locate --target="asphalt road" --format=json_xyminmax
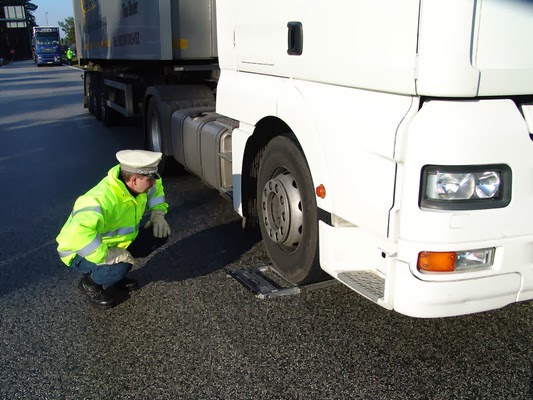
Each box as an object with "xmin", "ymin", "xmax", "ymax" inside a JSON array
[{"xmin": 0, "ymin": 60, "xmax": 532, "ymax": 400}]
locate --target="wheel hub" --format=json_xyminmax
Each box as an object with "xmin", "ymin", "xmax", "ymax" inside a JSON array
[{"xmin": 261, "ymin": 171, "xmax": 303, "ymax": 247}]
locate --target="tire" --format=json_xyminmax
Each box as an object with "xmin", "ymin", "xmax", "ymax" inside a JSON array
[
  {"xmin": 92, "ymin": 73, "xmax": 102, "ymax": 121},
  {"xmin": 145, "ymin": 97, "xmax": 181, "ymax": 174},
  {"xmin": 88, "ymin": 73, "xmax": 101, "ymax": 118},
  {"xmin": 99, "ymin": 79, "xmax": 120, "ymax": 126},
  {"xmin": 86, "ymin": 74, "xmax": 94, "ymax": 115},
  {"xmin": 257, "ymin": 135, "xmax": 327, "ymax": 284}
]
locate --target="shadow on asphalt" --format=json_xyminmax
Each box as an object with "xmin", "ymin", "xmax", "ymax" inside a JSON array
[{"xmin": 130, "ymin": 220, "xmax": 261, "ymax": 285}]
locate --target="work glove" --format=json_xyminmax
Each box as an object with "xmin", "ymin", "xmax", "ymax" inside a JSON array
[
  {"xmin": 144, "ymin": 210, "xmax": 171, "ymax": 238},
  {"xmin": 99, "ymin": 247, "xmax": 135, "ymax": 265}
]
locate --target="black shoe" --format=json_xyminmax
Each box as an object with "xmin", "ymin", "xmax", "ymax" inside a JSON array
[
  {"xmin": 114, "ymin": 277, "xmax": 139, "ymax": 291},
  {"xmin": 78, "ymin": 274, "xmax": 115, "ymax": 308}
]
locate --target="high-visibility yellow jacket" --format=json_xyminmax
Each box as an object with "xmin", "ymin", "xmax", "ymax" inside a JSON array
[{"xmin": 56, "ymin": 164, "xmax": 168, "ymax": 266}]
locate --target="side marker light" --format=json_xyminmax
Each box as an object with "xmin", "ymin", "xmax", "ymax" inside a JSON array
[{"xmin": 316, "ymin": 184, "xmax": 326, "ymax": 199}]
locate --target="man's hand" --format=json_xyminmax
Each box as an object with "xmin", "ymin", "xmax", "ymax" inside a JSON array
[
  {"xmin": 101, "ymin": 247, "xmax": 135, "ymax": 265},
  {"xmin": 144, "ymin": 210, "xmax": 171, "ymax": 238}
]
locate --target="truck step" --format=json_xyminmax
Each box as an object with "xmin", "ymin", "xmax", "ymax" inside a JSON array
[
  {"xmin": 337, "ymin": 271, "xmax": 385, "ymax": 302},
  {"xmin": 219, "ymin": 186, "xmax": 233, "ymax": 200},
  {"xmin": 219, "ymin": 151, "xmax": 232, "ymax": 162},
  {"xmin": 229, "ymin": 265, "xmax": 338, "ymax": 299}
]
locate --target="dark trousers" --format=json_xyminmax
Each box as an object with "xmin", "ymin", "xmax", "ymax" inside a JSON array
[
  {"xmin": 71, "ymin": 255, "xmax": 131, "ymax": 286},
  {"xmin": 70, "ymin": 229, "xmax": 167, "ymax": 286}
]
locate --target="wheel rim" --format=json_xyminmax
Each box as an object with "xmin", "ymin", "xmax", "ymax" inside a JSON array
[
  {"xmin": 261, "ymin": 170, "xmax": 303, "ymax": 249},
  {"xmin": 150, "ymin": 112, "xmax": 162, "ymax": 152}
]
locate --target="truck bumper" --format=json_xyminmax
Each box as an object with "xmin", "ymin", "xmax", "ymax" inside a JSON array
[
  {"xmin": 319, "ymin": 222, "xmax": 533, "ymax": 318},
  {"xmin": 393, "ymin": 262, "xmax": 522, "ymax": 318}
]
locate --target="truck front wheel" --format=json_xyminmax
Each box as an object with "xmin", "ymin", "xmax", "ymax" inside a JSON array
[{"xmin": 257, "ymin": 136, "xmax": 326, "ymax": 284}]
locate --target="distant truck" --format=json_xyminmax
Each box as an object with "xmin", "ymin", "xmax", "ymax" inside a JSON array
[
  {"xmin": 73, "ymin": 0, "xmax": 533, "ymax": 318},
  {"xmin": 32, "ymin": 26, "xmax": 61, "ymax": 66}
]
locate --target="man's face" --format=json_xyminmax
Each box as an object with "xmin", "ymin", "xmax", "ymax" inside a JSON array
[{"xmin": 130, "ymin": 175, "xmax": 156, "ymax": 194}]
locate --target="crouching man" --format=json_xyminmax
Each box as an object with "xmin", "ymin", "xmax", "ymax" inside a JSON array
[{"xmin": 56, "ymin": 150, "xmax": 171, "ymax": 308}]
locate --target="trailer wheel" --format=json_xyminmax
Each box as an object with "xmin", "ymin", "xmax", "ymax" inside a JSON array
[
  {"xmin": 146, "ymin": 97, "xmax": 180, "ymax": 174},
  {"xmin": 92, "ymin": 74, "xmax": 102, "ymax": 121},
  {"xmin": 86, "ymin": 73, "xmax": 94, "ymax": 115},
  {"xmin": 257, "ymin": 136, "xmax": 326, "ymax": 284},
  {"xmin": 99, "ymin": 80, "xmax": 119, "ymax": 126},
  {"xmin": 88, "ymin": 73, "xmax": 102, "ymax": 120}
]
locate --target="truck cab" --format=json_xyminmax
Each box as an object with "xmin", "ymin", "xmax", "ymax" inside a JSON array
[
  {"xmin": 33, "ymin": 26, "xmax": 62, "ymax": 66},
  {"xmin": 73, "ymin": 0, "xmax": 533, "ymax": 318}
]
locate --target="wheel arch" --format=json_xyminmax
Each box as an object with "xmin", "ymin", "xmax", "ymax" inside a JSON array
[{"xmin": 241, "ymin": 115, "xmax": 323, "ymax": 226}]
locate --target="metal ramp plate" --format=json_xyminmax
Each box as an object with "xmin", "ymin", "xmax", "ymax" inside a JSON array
[
  {"xmin": 229, "ymin": 265, "xmax": 338, "ymax": 299},
  {"xmin": 337, "ymin": 271, "xmax": 385, "ymax": 302}
]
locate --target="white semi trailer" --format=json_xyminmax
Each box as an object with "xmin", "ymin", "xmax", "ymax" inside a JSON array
[{"xmin": 73, "ymin": 0, "xmax": 533, "ymax": 318}]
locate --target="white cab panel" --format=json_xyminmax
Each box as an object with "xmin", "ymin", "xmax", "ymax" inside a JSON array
[
  {"xmin": 417, "ymin": 0, "xmax": 533, "ymax": 97},
  {"xmin": 219, "ymin": 0, "xmax": 419, "ymax": 95},
  {"xmin": 415, "ymin": 0, "xmax": 480, "ymax": 97},
  {"xmin": 475, "ymin": 0, "xmax": 533, "ymax": 95},
  {"xmin": 278, "ymin": 80, "xmax": 414, "ymax": 237}
]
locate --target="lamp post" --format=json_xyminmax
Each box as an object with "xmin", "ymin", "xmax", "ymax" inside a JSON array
[{"xmin": 45, "ymin": 12, "xmax": 48, "ymax": 25}]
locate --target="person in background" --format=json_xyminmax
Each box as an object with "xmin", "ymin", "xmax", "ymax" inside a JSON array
[
  {"xmin": 56, "ymin": 150, "xmax": 171, "ymax": 308},
  {"xmin": 66, "ymin": 47, "xmax": 73, "ymax": 65}
]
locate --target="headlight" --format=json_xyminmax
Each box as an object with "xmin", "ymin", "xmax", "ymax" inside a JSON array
[{"xmin": 420, "ymin": 165, "xmax": 511, "ymax": 210}]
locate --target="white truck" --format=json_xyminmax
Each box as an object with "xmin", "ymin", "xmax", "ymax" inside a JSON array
[{"xmin": 73, "ymin": 0, "xmax": 533, "ymax": 318}]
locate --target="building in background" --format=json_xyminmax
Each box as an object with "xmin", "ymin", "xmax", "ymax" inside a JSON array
[{"xmin": 0, "ymin": 4, "xmax": 33, "ymax": 61}]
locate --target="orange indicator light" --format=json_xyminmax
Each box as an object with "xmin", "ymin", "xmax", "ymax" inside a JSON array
[
  {"xmin": 417, "ymin": 251, "xmax": 456, "ymax": 272},
  {"xmin": 316, "ymin": 184, "xmax": 326, "ymax": 199}
]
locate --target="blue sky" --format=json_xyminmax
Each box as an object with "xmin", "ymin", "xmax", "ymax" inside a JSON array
[{"xmin": 33, "ymin": 0, "xmax": 74, "ymax": 36}]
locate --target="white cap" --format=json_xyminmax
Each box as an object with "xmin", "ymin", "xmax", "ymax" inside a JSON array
[{"xmin": 116, "ymin": 150, "xmax": 162, "ymax": 178}]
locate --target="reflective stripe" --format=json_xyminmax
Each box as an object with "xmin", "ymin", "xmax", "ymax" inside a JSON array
[
  {"xmin": 57, "ymin": 235, "xmax": 103, "ymax": 259},
  {"xmin": 103, "ymin": 227, "xmax": 135, "ymax": 237},
  {"xmin": 72, "ymin": 206, "xmax": 103, "ymax": 218},
  {"xmin": 148, "ymin": 195, "xmax": 165, "ymax": 208},
  {"xmin": 77, "ymin": 235, "xmax": 103, "ymax": 257},
  {"xmin": 147, "ymin": 186, "xmax": 156, "ymax": 197},
  {"xmin": 58, "ymin": 249, "xmax": 73, "ymax": 257}
]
